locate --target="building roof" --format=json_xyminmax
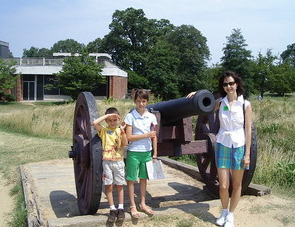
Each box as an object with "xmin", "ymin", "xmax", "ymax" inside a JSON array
[{"xmin": 12, "ymin": 55, "xmax": 127, "ymax": 77}]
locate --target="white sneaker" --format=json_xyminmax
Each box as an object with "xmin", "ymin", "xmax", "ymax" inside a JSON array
[
  {"xmin": 224, "ymin": 212, "xmax": 234, "ymax": 227},
  {"xmin": 215, "ymin": 209, "xmax": 228, "ymax": 226}
]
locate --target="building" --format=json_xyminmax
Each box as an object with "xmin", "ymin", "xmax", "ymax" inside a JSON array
[
  {"xmin": 0, "ymin": 40, "xmax": 10, "ymax": 58},
  {"xmin": 10, "ymin": 53, "xmax": 128, "ymax": 101}
]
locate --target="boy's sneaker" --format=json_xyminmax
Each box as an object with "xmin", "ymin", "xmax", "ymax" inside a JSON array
[
  {"xmin": 107, "ymin": 209, "xmax": 117, "ymax": 223},
  {"xmin": 215, "ymin": 209, "xmax": 228, "ymax": 226},
  {"xmin": 117, "ymin": 208, "xmax": 125, "ymax": 221},
  {"xmin": 224, "ymin": 212, "xmax": 234, "ymax": 227}
]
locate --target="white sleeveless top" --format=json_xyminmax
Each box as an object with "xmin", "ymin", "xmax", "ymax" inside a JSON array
[{"xmin": 216, "ymin": 95, "xmax": 250, "ymax": 148}]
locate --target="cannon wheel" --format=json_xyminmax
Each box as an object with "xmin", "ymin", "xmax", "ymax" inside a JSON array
[
  {"xmin": 195, "ymin": 105, "xmax": 257, "ymax": 194},
  {"xmin": 69, "ymin": 92, "xmax": 103, "ymax": 215}
]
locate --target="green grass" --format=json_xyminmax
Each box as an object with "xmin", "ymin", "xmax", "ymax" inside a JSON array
[
  {"xmin": 0, "ymin": 129, "xmax": 70, "ymax": 227},
  {"xmin": 0, "ymin": 102, "xmax": 35, "ymax": 114}
]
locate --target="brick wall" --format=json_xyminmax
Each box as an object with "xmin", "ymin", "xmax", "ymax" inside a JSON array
[
  {"xmin": 16, "ymin": 76, "xmax": 23, "ymax": 101},
  {"xmin": 109, "ymin": 76, "xmax": 128, "ymax": 99}
]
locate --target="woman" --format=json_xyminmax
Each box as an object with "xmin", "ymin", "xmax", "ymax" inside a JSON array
[{"xmin": 187, "ymin": 71, "xmax": 252, "ymax": 227}]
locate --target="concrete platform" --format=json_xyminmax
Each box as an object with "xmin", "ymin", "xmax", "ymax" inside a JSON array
[
  {"xmin": 20, "ymin": 158, "xmax": 220, "ymax": 227},
  {"xmin": 20, "ymin": 157, "xmax": 270, "ymax": 227}
]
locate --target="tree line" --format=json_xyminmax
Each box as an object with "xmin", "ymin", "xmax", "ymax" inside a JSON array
[{"xmin": 3, "ymin": 7, "xmax": 295, "ymax": 100}]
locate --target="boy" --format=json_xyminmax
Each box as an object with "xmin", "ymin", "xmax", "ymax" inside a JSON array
[
  {"xmin": 124, "ymin": 89, "xmax": 158, "ymax": 218},
  {"xmin": 93, "ymin": 107, "xmax": 128, "ymax": 222}
]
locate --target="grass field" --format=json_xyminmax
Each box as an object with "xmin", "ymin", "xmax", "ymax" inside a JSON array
[{"xmin": 0, "ymin": 94, "xmax": 294, "ymax": 226}]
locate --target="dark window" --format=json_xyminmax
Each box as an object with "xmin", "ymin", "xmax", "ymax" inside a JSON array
[{"xmin": 44, "ymin": 75, "xmax": 59, "ymax": 95}]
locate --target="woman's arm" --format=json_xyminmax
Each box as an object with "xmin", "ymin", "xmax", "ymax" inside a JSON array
[{"xmin": 244, "ymin": 103, "xmax": 252, "ymax": 167}]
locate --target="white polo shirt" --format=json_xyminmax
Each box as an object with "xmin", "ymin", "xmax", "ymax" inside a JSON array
[
  {"xmin": 216, "ymin": 95, "xmax": 250, "ymax": 148},
  {"xmin": 124, "ymin": 108, "xmax": 157, "ymax": 152}
]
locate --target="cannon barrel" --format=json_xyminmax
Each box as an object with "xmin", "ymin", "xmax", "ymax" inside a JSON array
[{"xmin": 147, "ymin": 89, "xmax": 215, "ymax": 123}]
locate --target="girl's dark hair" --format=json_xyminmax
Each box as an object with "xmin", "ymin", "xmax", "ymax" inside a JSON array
[
  {"xmin": 218, "ymin": 71, "xmax": 245, "ymax": 97},
  {"xmin": 105, "ymin": 107, "xmax": 120, "ymax": 115},
  {"xmin": 133, "ymin": 89, "xmax": 149, "ymax": 101}
]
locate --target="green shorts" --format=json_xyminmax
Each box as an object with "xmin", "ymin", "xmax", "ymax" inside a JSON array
[{"xmin": 126, "ymin": 151, "xmax": 151, "ymax": 181}]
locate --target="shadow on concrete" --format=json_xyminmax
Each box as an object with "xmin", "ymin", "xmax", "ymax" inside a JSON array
[{"xmin": 49, "ymin": 190, "xmax": 79, "ymax": 218}]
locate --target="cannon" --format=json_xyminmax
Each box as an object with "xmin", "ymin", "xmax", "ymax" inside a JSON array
[{"xmin": 69, "ymin": 91, "xmax": 257, "ymax": 215}]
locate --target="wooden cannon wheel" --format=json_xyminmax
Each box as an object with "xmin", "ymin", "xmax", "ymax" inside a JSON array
[
  {"xmin": 68, "ymin": 92, "xmax": 103, "ymax": 215},
  {"xmin": 195, "ymin": 105, "xmax": 257, "ymax": 194}
]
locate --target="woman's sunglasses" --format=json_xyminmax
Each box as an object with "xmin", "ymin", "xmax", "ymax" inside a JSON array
[{"xmin": 223, "ymin": 82, "xmax": 236, "ymax": 87}]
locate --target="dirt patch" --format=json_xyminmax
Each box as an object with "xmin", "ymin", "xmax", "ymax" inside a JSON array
[{"xmin": 0, "ymin": 174, "xmax": 14, "ymax": 227}]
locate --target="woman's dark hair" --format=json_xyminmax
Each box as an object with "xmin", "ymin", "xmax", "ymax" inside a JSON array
[
  {"xmin": 133, "ymin": 89, "xmax": 149, "ymax": 101},
  {"xmin": 218, "ymin": 71, "xmax": 245, "ymax": 97}
]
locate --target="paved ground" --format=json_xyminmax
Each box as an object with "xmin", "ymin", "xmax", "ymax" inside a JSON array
[{"xmin": 20, "ymin": 158, "xmax": 220, "ymax": 227}]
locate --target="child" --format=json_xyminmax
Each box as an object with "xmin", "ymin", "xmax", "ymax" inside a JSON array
[
  {"xmin": 124, "ymin": 89, "xmax": 158, "ymax": 218},
  {"xmin": 93, "ymin": 107, "xmax": 128, "ymax": 223}
]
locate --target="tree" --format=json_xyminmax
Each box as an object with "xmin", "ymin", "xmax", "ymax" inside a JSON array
[
  {"xmin": 102, "ymin": 8, "xmax": 155, "ymax": 74},
  {"xmin": 0, "ymin": 59, "xmax": 17, "ymax": 101},
  {"xmin": 281, "ymin": 43, "xmax": 295, "ymax": 67},
  {"xmin": 145, "ymin": 39, "xmax": 180, "ymax": 99},
  {"xmin": 23, "ymin": 47, "xmax": 52, "ymax": 57},
  {"xmin": 252, "ymin": 50, "xmax": 277, "ymax": 97},
  {"xmin": 51, "ymin": 39, "xmax": 85, "ymax": 54},
  {"xmin": 102, "ymin": 8, "xmax": 179, "ymax": 97},
  {"xmin": 166, "ymin": 25, "xmax": 210, "ymax": 96},
  {"xmin": 86, "ymin": 38, "xmax": 104, "ymax": 53},
  {"xmin": 221, "ymin": 29, "xmax": 253, "ymax": 94},
  {"xmin": 48, "ymin": 52, "xmax": 105, "ymax": 100},
  {"xmin": 268, "ymin": 62, "xmax": 295, "ymax": 96},
  {"xmin": 126, "ymin": 70, "xmax": 149, "ymax": 90}
]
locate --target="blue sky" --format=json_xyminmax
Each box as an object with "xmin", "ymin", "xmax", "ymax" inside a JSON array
[{"xmin": 1, "ymin": 0, "xmax": 294, "ymax": 64}]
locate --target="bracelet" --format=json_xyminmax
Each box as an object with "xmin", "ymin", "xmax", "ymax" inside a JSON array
[
  {"xmin": 121, "ymin": 130, "xmax": 125, "ymax": 134},
  {"xmin": 244, "ymin": 156, "xmax": 250, "ymax": 160}
]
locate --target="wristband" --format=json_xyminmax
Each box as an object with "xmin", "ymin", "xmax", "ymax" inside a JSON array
[{"xmin": 121, "ymin": 130, "xmax": 125, "ymax": 134}]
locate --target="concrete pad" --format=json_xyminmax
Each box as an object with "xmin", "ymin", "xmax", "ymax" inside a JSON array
[{"xmin": 20, "ymin": 158, "xmax": 219, "ymax": 227}]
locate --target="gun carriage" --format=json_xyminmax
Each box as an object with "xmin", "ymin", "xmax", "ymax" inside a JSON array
[{"xmin": 69, "ymin": 91, "xmax": 257, "ymax": 215}]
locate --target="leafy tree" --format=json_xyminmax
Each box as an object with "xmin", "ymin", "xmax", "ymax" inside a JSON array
[
  {"xmin": 102, "ymin": 8, "xmax": 210, "ymax": 99},
  {"xmin": 221, "ymin": 29, "xmax": 253, "ymax": 94},
  {"xmin": 102, "ymin": 8, "xmax": 155, "ymax": 74},
  {"xmin": 126, "ymin": 70, "xmax": 149, "ymax": 90},
  {"xmin": 146, "ymin": 39, "xmax": 180, "ymax": 99},
  {"xmin": 102, "ymin": 8, "xmax": 179, "ymax": 97},
  {"xmin": 205, "ymin": 64, "xmax": 224, "ymax": 93},
  {"xmin": 86, "ymin": 38, "xmax": 104, "ymax": 53},
  {"xmin": 166, "ymin": 25, "xmax": 210, "ymax": 96},
  {"xmin": 252, "ymin": 50, "xmax": 277, "ymax": 97},
  {"xmin": 47, "ymin": 52, "xmax": 105, "ymax": 100},
  {"xmin": 51, "ymin": 39, "xmax": 85, "ymax": 54},
  {"xmin": 0, "ymin": 59, "xmax": 17, "ymax": 101},
  {"xmin": 268, "ymin": 62, "xmax": 295, "ymax": 96},
  {"xmin": 281, "ymin": 43, "xmax": 295, "ymax": 67},
  {"xmin": 23, "ymin": 47, "xmax": 52, "ymax": 57}
]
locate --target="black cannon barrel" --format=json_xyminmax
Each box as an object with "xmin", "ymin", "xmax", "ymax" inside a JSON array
[{"xmin": 147, "ymin": 89, "xmax": 215, "ymax": 123}]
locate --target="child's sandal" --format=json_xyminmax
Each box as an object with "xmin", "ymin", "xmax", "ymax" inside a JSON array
[
  {"xmin": 130, "ymin": 205, "xmax": 140, "ymax": 219},
  {"xmin": 138, "ymin": 204, "xmax": 154, "ymax": 216}
]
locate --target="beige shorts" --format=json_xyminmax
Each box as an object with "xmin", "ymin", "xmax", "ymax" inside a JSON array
[{"xmin": 102, "ymin": 160, "xmax": 126, "ymax": 185}]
